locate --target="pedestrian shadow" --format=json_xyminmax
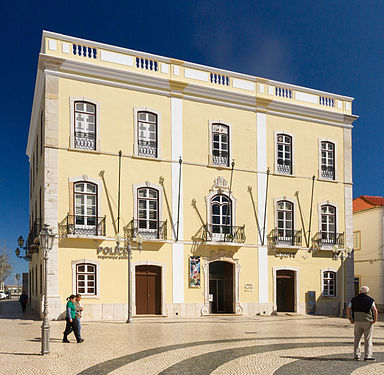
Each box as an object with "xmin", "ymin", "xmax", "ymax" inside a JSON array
[
  {"xmin": 0, "ymin": 352, "xmax": 41, "ymax": 356},
  {"xmin": 0, "ymin": 300, "xmax": 40, "ymax": 321},
  {"xmin": 28, "ymin": 337, "xmax": 63, "ymax": 342}
]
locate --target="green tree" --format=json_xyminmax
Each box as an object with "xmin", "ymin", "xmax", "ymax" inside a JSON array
[{"xmin": 0, "ymin": 249, "xmax": 12, "ymax": 288}]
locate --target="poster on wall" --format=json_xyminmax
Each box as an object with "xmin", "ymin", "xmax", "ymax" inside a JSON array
[{"xmin": 189, "ymin": 256, "xmax": 201, "ymax": 288}]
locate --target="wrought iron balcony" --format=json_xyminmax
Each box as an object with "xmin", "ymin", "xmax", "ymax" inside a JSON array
[
  {"xmin": 26, "ymin": 218, "xmax": 43, "ymax": 255},
  {"xmin": 320, "ymin": 165, "xmax": 335, "ymax": 180},
  {"xmin": 267, "ymin": 228, "xmax": 302, "ymax": 247},
  {"xmin": 124, "ymin": 219, "xmax": 167, "ymax": 240},
  {"xmin": 212, "ymin": 152, "xmax": 229, "ymax": 167},
  {"xmin": 312, "ymin": 232, "xmax": 344, "ymax": 248},
  {"xmin": 276, "ymin": 161, "xmax": 292, "ymax": 174},
  {"xmin": 59, "ymin": 215, "xmax": 106, "ymax": 237},
  {"xmin": 75, "ymin": 132, "xmax": 96, "ymax": 150},
  {"xmin": 195, "ymin": 224, "xmax": 246, "ymax": 243},
  {"xmin": 138, "ymin": 140, "xmax": 157, "ymax": 158}
]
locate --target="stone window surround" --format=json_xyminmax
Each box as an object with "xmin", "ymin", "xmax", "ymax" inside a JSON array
[
  {"xmin": 317, "ymin": 201, "xmax": 340, "ymax": 243},
  {"xmin": 131, "ymin": 261, "xmax": 166, "ymax": 316},
  {"xmin": 208, "ymin": 120, "xmax": 233, "ymax": 167},
  {"xmin": 205, "ymin": 189, "xmax": 237, "ymax": 227},
  {"xmin": 133, "ymin": 107, "xmax": 162, "ymax": 159},
  {"xmin": 71, "ymin": 259, "xmax": 100, "ymax": 299},
  {"xmin": 68, "ymin": 176, "xmax": 102, "ymax": 217},
  {"xmin": 133, "ymin": 181, "xmax": 163, "ymax": 222},
  {"xmin": 274, "ymin": 131, "xmax": 295, "ymax": 176},
  {"xmin": 69, "ymin": 97, "xmax": 101, "ymax": 151},
  {"xmin": 318, "ymin": 138, "xmax": 337, "ymax": 181},
  {"xmin": 273, "ymin": 266, "xmax": 299, "ymax": 312},
  {"xmin": 320, "ymin": 267, "xmax": 337, "ymax": 298}
]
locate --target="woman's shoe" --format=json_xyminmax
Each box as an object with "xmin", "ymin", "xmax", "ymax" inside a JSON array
[
  {"xmin": 62, "ymin": 339, "xmax": 70, "ymax": 343},
  {"xmin": 77, "ymin": 338, "xmax": 84, "ymax": 343}
]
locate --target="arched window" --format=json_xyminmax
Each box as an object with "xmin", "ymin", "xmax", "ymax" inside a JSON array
[
  {"xmin": 138, "ymin": 187, "xmax": 159, "ymax": 237},
  {"xmin": 76, "ymin": 263, "xmax": 96, "ymax": 295},
  {"xmin": 321, "ymin": 205, "xmax": 336, "ymax": 245},
  {"xmin": 138, "ymin": 111, "xmax": 158, "ymax": 158},
  {"xmin": 321, "ymin": 141, "xmax": 335, "ymax": 180},
  {"xmin": 276, "ymin": 134, "xmax": 292, "ymax": 175},
  {"xmin": 277, "ymin": 200, "xmax": 293, "ymax": 244},
  {"xmin": 212, "ymin": 124, "xmax": 229, "ymax": 167},
  {"xmin": 211, "ymin": 194, "xmax": 232, "ymax": 239},
  {"xmin": 74, "ymin": 101, "xmax": 96, "ymax": 150},
  {"xmin": 74, "ymin": 182, "xmax": 97, "ymax": 235},
  {"xmin": 323, "ymin": 271, "xmax": 336, "ymax": 297}
]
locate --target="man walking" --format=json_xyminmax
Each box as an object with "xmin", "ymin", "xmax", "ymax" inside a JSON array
[{"xmin": 347, "ymin": 286, "xmax": 378, "ymax": 361}]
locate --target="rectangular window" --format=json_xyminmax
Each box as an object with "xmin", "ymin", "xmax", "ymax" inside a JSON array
[
  {"xmin": 323, "ymin": 271, "xmax": 336, "ymax": 297},
  {"xmin": 320, "ymin": 141, "xmax": 335, "ymax": 180},
  {"xmin": 74, "ymin": 101, "xmax": 96, "ymax": 150},
  {"xmin": 138, "ymin": 112, "xmax": 157, "ymax": 158},
  {"xmin": 76, "ymin": 264, "xmax": 96, "ymax": 295},
  {"xmin": 212, "ymin": 124, "xmax": 229, "ymax": 167},
  {"xmin": 353, "ymin": 231, "xmax": 361, "ymax": 250},
  {"xmin": 276, "ymin": 134, "xmax": 292, "ymax": 175}
]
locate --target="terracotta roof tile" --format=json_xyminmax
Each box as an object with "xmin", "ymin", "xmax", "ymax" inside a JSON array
[{"xmin": 353, "ymin": 195, "xmax": 384, "ymax": 213}]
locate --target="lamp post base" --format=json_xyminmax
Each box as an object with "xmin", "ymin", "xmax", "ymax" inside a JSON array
[{"xmin": 41, "ymin": 322, "xmax": 50, "ymax": 355}]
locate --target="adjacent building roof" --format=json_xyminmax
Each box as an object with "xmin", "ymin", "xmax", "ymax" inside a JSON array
[{"xmin": 353, "ymin": 195, "xmax": 384, "ymax": 213}]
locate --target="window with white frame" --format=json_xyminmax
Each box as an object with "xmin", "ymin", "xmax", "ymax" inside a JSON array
[
  {"xmin": 212, "ymin": 124, "xmax": 229, "ymax": 167},
  {"xmin": 74, "ymin": 182, "xmax": 97, "ymax": 234},
  {"xmin": 76, "ymin": 263, "xmax": 96, "ymax": 295},
  {"xmin": 211, "ymin": 194, "xmax": 232, "ymax": 238},
  {"xmin": 321, "ymin": 205, "xmax": 336, "ymax": 245},
  {"xmin": 138, "ymin": 111, "xmax": 157, "ymax": 158},
  {"xmin": 323, "ymin": 271, "xmax": 336, "ymax": 297},
  {"xmin": 320, "ymin": 141, "xmax": 335, "ymax": 180},
  {"xmin": 74, "ymin": 101, "xmax": 96, "ymax": 150},
  {"xmin": 276, "ymin": 134, "xmax": 292, "ymax": 175},
  {"xmin": 138, "ymin": 187, "xmax": 159, "ymax": 236},
  {"xmin": 277, "ymin": 200, "xmax": 293, "ymax": 244}
]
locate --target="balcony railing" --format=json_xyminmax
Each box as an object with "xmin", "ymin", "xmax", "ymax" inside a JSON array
[
  {"xmin": 268, "ymin": 228, "xmax": 302, "ymax": 247},
  {"xmin": 195, "ymin": 224, "xmax": 246, "ymax": 243},
  {"xmin": 138, "ymin": 140, "xmax": 157, "ymax": 158},
  {"xmin": 75, "ymin": 132, "xmax": 96, "ymax": 150},
  {"xmin": 59, "ymin": 215, "xmax": 106, "ymax": 237},
  {"xmin": 276, "ymin": 161, "xmax": 292, "ymax": 174},
  {"xmin": 212, "ymin": 153, "xmax": 229, "ymax": 167},
  {"xmin": 124, "ymin": 219, "xmax": 167, "ymax": 240},
  {"xmin": 320, "ymin": 165, "xmax": 335, "ymax": 180},
  {"xmin": 312, "ymin": 232, "xmax": 344, "ymax": 248}
]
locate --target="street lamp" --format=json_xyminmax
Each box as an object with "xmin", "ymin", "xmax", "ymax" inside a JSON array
[
  {"xmin": 333, "ymin": 246, "xmax": 353, "ymax": 317},
  {"xmin": 116, "ymin": 232, "xmax": 143, "ymax": 323},
  {"xmin": 39, "ymin": 224, "xmax": 55, "ymax": 355}
]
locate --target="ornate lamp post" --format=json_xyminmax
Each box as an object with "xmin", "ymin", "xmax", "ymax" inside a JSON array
[
  {"xmin": 39, "ymin": 224, "xmax": 55, "ymax": 355},
  {"xmin": 116, "ymin": 232, "xmax": 143, "ymax": 323},
  {"xmin": 333, "ymin": 246, "xmax": 353, "ymax": 317}
]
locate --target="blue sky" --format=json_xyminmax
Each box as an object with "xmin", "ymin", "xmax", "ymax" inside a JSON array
[{"xmin": 1, "ymin": 1, "xmax": 383, "ymax": 282}]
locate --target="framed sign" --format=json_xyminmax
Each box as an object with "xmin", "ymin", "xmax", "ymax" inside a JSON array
[{"xmin": 189, "ymin": 256, "xmax": 201, "ymax": 287}]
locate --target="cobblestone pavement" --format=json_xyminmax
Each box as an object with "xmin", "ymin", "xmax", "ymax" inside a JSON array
[{"xmin": 1, "ymin": 299, "xmax": 384, "ymax": 374}]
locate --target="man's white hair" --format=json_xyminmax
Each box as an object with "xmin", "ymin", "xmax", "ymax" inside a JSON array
[{"xmin": 360, "ymin": 286, "xmax": 370, "ymax": 294}]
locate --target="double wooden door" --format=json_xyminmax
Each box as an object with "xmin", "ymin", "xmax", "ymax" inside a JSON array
[
  {"xmin": 276, "ymin": 270, "xmax": 295, "ymax": 312},
  {"xmin": 135, "ymin": 265, "xmax": 161, "ymax": 315}
]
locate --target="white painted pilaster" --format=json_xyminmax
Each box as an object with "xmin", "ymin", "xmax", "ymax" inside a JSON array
[
  {"xmin": 257, "ymin": 112, "xmax": 269, "ymax": 303},
  {"xmin": 171, "ymin": 97, "xmax": 184, "ymax": 303}
]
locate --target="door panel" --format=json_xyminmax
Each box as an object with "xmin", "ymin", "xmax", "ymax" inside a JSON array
[
  {"xmin": 135, "ymin": 265, "xmax": 161, "ymax": 315},
  {"xmin": 276, "ymin": 270, "xmax": 295, "ymax": 312}
]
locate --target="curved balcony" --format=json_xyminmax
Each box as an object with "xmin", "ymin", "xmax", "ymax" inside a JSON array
[
  {"xmin": 124, "ymin": 219, "xmax": 167, "ymax": 240},
  {"xmin": 312, "ymin": 232, "xmax": 344, "ymax": 249},
  {"xmin": 267, "ymin": 228, "xmax": 302, "ymax": 247},
  {"xmin": 59, "ymin": 215, "xmax": 106, "ymax": 237},
  {"xmin": 194, "ymin": 224, "xmax": 246, "ymax": 244}
]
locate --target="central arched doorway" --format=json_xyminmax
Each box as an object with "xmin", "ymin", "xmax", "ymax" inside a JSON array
[
  {"xmin": 135, "ymin": 265, "xmax": 161, "ymax": 315},
  {"xmin": 209, "ymin": 261, "xmax": 234, "ymax": 313}
]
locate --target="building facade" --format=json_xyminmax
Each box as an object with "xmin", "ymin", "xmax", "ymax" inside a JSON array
[
  {"xmin": 25, "ymin": 31, "xmax": 357, "ymax": 319},
  {"xmin": 353, "ymin": 196, "xmax": 384, "ymax": 311}
]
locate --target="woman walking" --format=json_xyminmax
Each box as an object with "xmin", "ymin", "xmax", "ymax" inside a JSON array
[{"xmin": 63, "ymin": 295, "xmax": 84, "ymax": 343}]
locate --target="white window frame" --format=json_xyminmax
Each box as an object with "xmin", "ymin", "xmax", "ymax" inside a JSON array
[
  {"xmin": 133, "ymin": 182, "xmax": 163, "ymax": 224},
  {"xmin": 321, "ymin": 268, "xmax": 337, "ymax": 298},
  {"xmin": 133, "ymin": 108, "xmax": 161, "ymax": 159},
  {"xmin": 70, "ymin": 97, "xmax": 100, "ymax": 151},
  {"xmin": 317, "ymin": 201, "xmax": 340, "ymax": 248},
  {"xmin": 208, "ymin": 121, "xmax": 233, "ymax": 168},
  {"xmin": 274, "ymin": 131, "xmax": 295, "ymax": 176},
  {"xmin": 318, "ymin": 138, "xmax": 337, "ymax": 181},
  {"xmin": 273, "ymin": 197, "xmax": 297, "ymax": 239},
  {"xmin": 72, "ymin": 259, "xmax": 100, "ymax": 298}
]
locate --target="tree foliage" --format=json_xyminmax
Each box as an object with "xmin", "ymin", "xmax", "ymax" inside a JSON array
[{"xmin": 0, "ymin": 249, "xmax": 12, "ymax": 285}]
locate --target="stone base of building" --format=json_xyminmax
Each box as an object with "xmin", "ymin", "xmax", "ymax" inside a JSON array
[{"xmin": 315, "ymin": 301, "xmax": 340, "ymax": 316}]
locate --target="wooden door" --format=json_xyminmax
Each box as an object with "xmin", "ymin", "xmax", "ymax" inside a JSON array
[
  {"xmin": 276, "ymin": 270, "xmax": 295, "ymax": 312},
  {"xmin": 135, "ymin": 265, "xmax": 161, "ymax": 315}
]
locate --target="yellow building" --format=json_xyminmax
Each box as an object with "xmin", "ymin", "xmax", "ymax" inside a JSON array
[
  {"xmin": 25, "ymin": 31, "xmax": 357, "ymax": 319},
  {"xmin": 353, "ymin": 196, "xmax": 384, "ymax": 311}
]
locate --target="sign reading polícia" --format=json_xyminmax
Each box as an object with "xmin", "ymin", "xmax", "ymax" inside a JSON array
[{"xmin": 97, "ymin": 246, "xmax": 129, "ymax": 259}]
